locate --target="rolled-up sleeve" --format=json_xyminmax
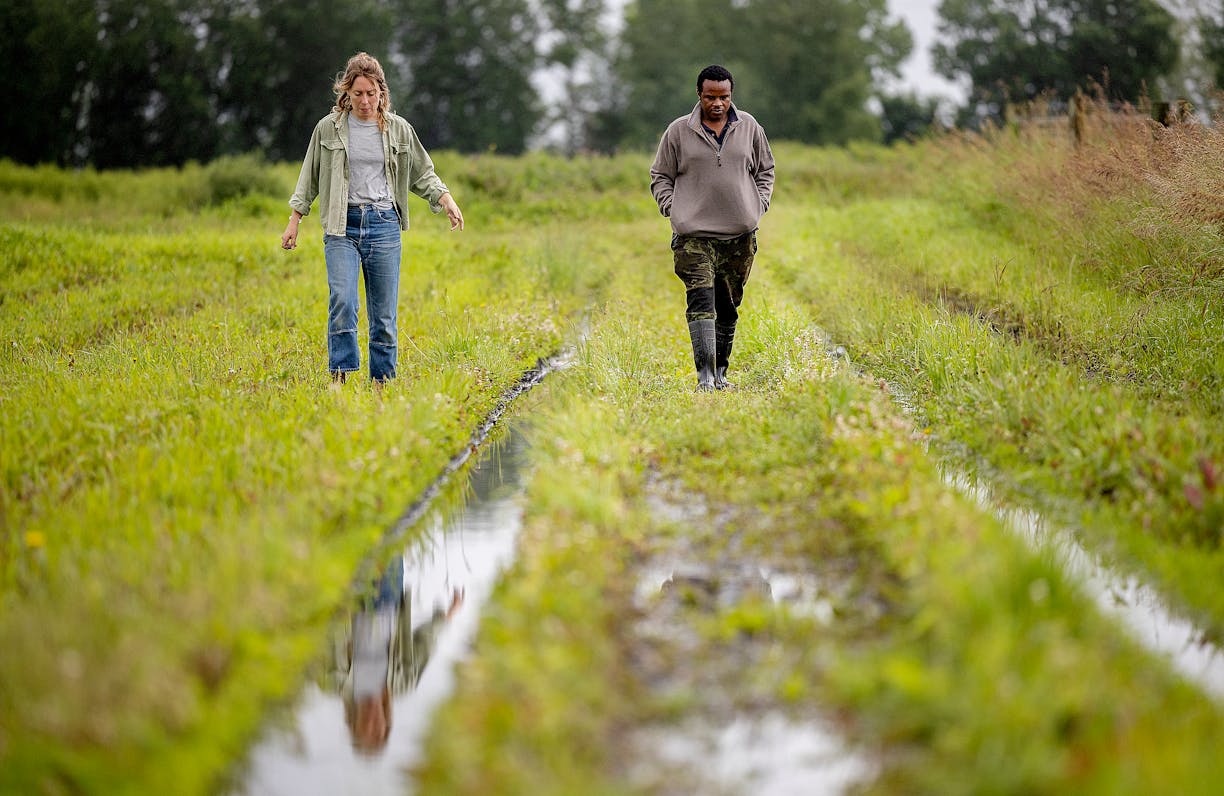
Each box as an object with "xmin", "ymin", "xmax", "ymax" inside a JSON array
[
  {"xmin": 403, "ymin": 127, "xmax": 449, "ymax": 214},
  {"xmin": 288, "ymin": 122, "xmax": 322, "ymax": 217}
]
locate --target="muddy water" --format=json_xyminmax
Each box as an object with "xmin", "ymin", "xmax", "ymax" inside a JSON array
[
  {"xmin": 946, "ymin": 471, "xmax": 1224, "ymax": 700},
  {"xmin": 629, "ymin": 713, "xmax": 873, "ymax": 796},
  {"xmin": 629, "ymin": 557, "xmax": 877, "ymax": 796},
  {"xmin": 627, "ymin": 484, "xmax": 877, "ymax": 795},
  {"xmin": 232, "ymin": 430, "xmax": 530, "ymax": 795}
]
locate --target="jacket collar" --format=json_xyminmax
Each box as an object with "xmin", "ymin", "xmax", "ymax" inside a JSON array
[
  {"xmin": 328, "ymin": 110, "xmax": 350, "ymax": 149},
  {"xmin": 687, "ymin": 102, "xmax": 740, "ymax": 132},
  {"xmin": 330, "ymin": 109, "xmax": 393, "ymax": 144}
]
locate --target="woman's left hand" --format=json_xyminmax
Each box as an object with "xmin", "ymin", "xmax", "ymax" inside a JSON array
[
  {"xmin": 281, "ymin": 214, "xmax": 301, "ymax": 250},
  {"xmin": 440, "ymin": 193, "xmax": 465, "ymax": 231}
]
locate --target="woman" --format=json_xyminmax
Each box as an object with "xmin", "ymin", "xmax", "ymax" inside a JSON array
[{"xmin": 281, "ymin": 52, "xmax": 464, "ymax": 383}]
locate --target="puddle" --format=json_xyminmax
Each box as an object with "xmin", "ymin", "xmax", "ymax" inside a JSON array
[
  {"xmin": 629, "ymin": 713, "xmax": 875, "ymax": 796},
  {"xmin": 232, "ymin": 429, "xmax": 531, "ymax": 795},
  {"xmin": 760, "ymin": 569, "xmax": 838, "ymax": 625},
  {"xmin": 945, "ymin": 470, "xmax": 1224, "ymax": 700},
  {"xmin": 629, "ymin": 480, "xmax": 876, "ymax": 795},
  {"xmin": 639, "ymin": 487, "xmax": 877, "ymax": 628},
  {"xmin": 635, "ymin": 562, "xmax": 839, "ymax": 626}
]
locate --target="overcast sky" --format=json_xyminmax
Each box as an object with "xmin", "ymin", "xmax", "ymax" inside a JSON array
[{"xmin": 886, "ymin": 0, "xmax": 970, "ymax": 102}]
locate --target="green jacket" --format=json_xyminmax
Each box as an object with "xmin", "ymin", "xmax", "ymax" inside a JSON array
[{"xmin": 289, "ymin": 110, "xmax": 449, "ymax": 236}]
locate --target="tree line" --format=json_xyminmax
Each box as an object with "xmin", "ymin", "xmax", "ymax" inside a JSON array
[{"xmin": 2, "ymin": 0, "xmax": 1219, "ymax": 168}]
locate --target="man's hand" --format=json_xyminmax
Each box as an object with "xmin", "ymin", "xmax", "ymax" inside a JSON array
[{"xmin": 440, "ymin": 192, "xmax": 465, "ymax": 231}]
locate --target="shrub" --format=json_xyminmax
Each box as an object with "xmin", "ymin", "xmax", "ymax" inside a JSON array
[{"xmin": 203, "ymin": 153, "xmax": 286, "ymax": 206}]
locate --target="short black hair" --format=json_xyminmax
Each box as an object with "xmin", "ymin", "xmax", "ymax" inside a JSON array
[{"xmin": 696, "ymin": 65, "xmax": 734, "ymax": 93}]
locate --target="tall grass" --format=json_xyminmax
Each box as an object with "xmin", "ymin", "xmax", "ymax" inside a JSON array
[{"xmin": 769, "ymin": 104, "xmax": 1224, "ymax": 634}]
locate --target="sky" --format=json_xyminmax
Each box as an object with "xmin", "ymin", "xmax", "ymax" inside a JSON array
[{"xmin": 886, "ymin": 0, "xmax": 970, "ymax": 102}]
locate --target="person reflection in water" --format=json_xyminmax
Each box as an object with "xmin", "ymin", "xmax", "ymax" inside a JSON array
[{"xmin": 332, "ymin": 554, "xmax": 464, "ymax": 755}]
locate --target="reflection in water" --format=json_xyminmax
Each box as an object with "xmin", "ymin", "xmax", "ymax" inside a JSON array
[
  {"xmin": 630, "ymin": 712, "xmax": 875, "ymax": 796},
  {"xmin": 945, "ymin": 470, "xmax": 1224, "ymax": 701},
  {"xmin": 235, "ymin": 431, "xmax": 528, "ymax": 795},
  {"xmin": 340, "ymin": 555, "xmax": 464, "ymax": 756}
]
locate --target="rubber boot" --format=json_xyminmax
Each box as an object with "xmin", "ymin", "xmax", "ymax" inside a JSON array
[
  {"xmin": 687, "ymin": 319, "xmax": 717, "ymax": 392},
  {"xmin": 715, "ymin": 321, "xmax": 736, "ymax": 390}
]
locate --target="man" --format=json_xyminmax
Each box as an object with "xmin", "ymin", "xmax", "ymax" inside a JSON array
[{"xmin": 650, "ymin": 64, "xmax": 775, "ymax": 391}]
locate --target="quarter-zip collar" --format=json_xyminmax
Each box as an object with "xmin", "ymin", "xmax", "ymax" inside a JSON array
[
  {"xmin": 687, "ymin": 102, "xmax": 740, "ymax": 166},
  {"xmin": 701, "ymin": 106, "xmax": 738, "ymax": 144}
]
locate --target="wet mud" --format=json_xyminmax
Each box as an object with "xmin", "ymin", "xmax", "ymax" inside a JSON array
[
  {"xmin": 621, "ymin": 475, "xmax": 880, "ymax": 795},
  {"xmin": 832, "ymin": 246, "xmax": 1035, "ymax": 347},
  {"xmin": 909, "ymin": 279, "xmax": 1153, "ymax": 387},
  {"xmin": 928, "ymin": 283, "xmax": 1031, "ymax": 343}
]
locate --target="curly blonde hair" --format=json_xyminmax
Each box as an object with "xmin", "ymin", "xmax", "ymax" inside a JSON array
[{"xmin": 333, "ymin": 52, "xmax": 391, "ymax": 131}]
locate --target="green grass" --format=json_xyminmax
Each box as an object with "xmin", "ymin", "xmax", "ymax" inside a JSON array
[
  {"xmin": 0, "ymin": 155, "xmax": 625, "ymax": 794},
  {"xmin": 4, "ymin": 120, "xmax": 1224, "ymax": 793},
  {"xmin": 766, "ymin": 123, "xmax": 1224, "ymax": 637},
  {"xmin": 419, "ymin": 252, "xmax": 1224, "ymax": 794}
]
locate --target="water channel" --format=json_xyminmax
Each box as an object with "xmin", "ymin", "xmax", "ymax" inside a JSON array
[
  {"xmin": 879, "ymin": 362, "xmax": 1224, "ymax": 702},
  {"xmin": 225, "ymin": 337, "xmax": 1224, "ymax": 794},
  {"xmin": 946, "ymin": 470, "xmax": 1224, "ymax": 700},
  {"xmin": 232, "ymin": 429, "xmax": 530, "ymax": 795}
]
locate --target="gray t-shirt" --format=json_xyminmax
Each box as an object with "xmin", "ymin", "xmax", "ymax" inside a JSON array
[{"xmin": 347, "ymin": 115, "xmax": 394, "ymax": 208}]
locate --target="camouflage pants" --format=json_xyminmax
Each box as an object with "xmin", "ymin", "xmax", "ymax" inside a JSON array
[{"xmin": 671, "ymin": 231, "xmax": 757, "ymax": 323}]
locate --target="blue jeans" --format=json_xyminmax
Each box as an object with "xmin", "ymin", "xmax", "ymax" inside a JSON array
[{"xmin": 324, "ymin": 205, "xmax": 403, "ymax": 381}]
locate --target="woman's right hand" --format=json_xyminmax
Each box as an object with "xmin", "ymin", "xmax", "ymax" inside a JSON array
[{"xmin": 281, "ymin": 215, "xmax": 301, "ymax": 250}]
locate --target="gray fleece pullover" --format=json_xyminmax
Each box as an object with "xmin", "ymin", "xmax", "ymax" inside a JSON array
[{"xmin": 650, "ymin": 102, "xmax": 775, "ymax": 239}]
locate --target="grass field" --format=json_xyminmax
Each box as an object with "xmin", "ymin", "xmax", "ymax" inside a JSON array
[{"xmin": 2, "ymin": 109, "xmax": 1222, "ymax": 793}]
